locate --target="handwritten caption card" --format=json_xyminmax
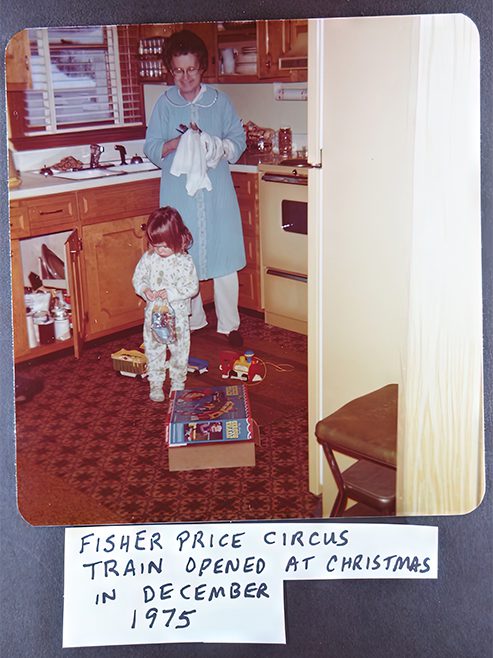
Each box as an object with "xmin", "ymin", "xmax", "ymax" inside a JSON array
[{"xmin": 63, "ymin": 522, "xmax": 438, "ymax": 647}]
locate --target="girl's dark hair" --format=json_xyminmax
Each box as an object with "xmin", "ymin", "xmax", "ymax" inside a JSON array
[
  {"xmin": 163, "ymin": 29, "xmax": 208, "ymax": 72},
  {"xmin": 146, "ymin": 206, "xmax": 193, "ymax": 253}
]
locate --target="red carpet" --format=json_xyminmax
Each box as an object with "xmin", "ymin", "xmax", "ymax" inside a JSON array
[{"xmin": 15, "ymin": 311, "xmax": 320, "ymax": 526}]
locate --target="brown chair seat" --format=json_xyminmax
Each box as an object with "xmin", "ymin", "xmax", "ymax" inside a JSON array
[
  {"xmin": 315, "ymin": 384, "xmax": 398, "ymax": 517},
  {"xmin": 315, "ymin": 384, "xmax": 398, "ymax": 468}
]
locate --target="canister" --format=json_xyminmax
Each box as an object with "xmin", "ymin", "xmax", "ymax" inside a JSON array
[
  {"xmin": 54, "ymin": 317, "xmax": 71, "ymax": 341},
  {"xmin": 37, "ymin": 319, "xmax": 55, "ymax": 345},
  {"xmin": 278, "ymin": 127, "xmax": 292, "ymax": 156}
]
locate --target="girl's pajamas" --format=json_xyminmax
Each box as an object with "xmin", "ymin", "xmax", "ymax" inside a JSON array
[{"xmin": 132, "ymin": 251, "xmax": 199, "ymax": 390}]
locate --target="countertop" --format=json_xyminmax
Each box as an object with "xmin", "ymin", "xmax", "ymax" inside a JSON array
[
  {"xmin": 8, "ymin": 151, "xmax": 295, "ymax": 200},
  {"xmin": 9, "ymin": 160, "xmax": 264, "ymax": 200}
]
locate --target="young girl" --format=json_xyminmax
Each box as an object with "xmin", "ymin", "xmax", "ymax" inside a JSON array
[{"xmin": 133, "ymin": 206, "xmax": 199, "ymax": 402}]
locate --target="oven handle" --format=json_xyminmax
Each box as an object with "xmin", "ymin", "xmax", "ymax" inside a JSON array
[
  {"xmin": 266, "ymin": 268, "xmax": 307, "ymax": 283},
  {"xmin": 261, "ymin": 173, "xmax": 308, "ymax": 185}
]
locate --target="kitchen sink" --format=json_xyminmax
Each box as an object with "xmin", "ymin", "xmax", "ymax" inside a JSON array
[
  {"xmin": 109, "ymin": 162, "xmax": 159, "ymax": 174},
  {"xmin": 51, "ymin": 168, "xmax": 125, "ymax": 181},
  {"xmin": 48, "ymin": 161, "xmax": 159, "ymax": 180}
]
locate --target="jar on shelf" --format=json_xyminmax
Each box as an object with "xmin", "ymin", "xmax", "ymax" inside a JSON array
[{"xmin": 278, "ymin": 127, "xmax": 292, "ymax": 157}]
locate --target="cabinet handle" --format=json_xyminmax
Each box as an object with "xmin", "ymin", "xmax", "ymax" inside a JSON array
[
  {"xmin": 140, "ymin": 223, "xmax": 147, "ymax": 231},
  {"xmin": 39, "ymin": 208, "xmax": 63, "ymax": 216}
]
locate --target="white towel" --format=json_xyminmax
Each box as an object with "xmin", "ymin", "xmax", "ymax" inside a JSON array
[
  {"xmin": 170, "ymin": 129, "xmax": 209, "ymax": 196},
  {"xmin": 170, "ymin": 130, "xmax": 233, "ymax": 196}
]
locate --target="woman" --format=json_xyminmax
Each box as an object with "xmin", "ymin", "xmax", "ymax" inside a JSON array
[{"xmin": 144, "ymin": 29, "xmax": 246, "ymax": 346}]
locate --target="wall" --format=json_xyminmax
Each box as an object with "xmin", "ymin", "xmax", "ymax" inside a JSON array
[
  {"xmin": 144, "ymin": 82, "xmax": 308, "ymax": 148},
  {"xmin": 319, "ymin": 15, "xmax": 417, "ymax": 410}
]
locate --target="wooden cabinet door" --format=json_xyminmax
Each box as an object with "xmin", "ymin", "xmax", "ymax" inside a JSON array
[
  {"xmin": 256, "ymin": 20, "xmax": 286, "ymax": 80},
  {"xmin": 82, "ymin": 216, "xmax": 147, "ymax": 337},
  {"xmin": 11, "ymin": 239, "xmax": 30, "ymax": 359},
  {"xmin": 65, "ymin": 230, "xmax": 86, "ymax": 358},
  {"xmin": 6, "ymin": 30, "xmax": 32, "ymax": 90},
  {"xmin": 232, "ymin": 172, "xmax": 262, "ymax": 312}
]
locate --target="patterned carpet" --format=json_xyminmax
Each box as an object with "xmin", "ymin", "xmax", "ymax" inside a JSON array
[{"xmin": 15, "ymin": 310, "xmax": 321, "ymax": 526}]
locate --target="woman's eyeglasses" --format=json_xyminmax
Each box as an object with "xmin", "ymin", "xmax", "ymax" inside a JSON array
[{"xmin": 171, "ymin": 66, "xmax": 201, "ymax": 78}]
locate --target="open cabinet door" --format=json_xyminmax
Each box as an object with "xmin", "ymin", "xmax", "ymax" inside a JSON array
[{"xmin": 65, "ymin": 229, "xmax": 85, "ymax": 359}]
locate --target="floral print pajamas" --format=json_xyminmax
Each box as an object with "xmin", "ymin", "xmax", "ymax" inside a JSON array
[{"xmin": 132, "ymin": 251, "xmax": 199, "ymax": 390}]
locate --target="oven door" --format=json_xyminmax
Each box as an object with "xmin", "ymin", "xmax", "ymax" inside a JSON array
[
  {"xmin": 259, "ymin": 170, "xmax": 308, "ymax": 334},
  {"xmin": 259, "ymin": 174, "xmax": 308, "ymax": 276}
]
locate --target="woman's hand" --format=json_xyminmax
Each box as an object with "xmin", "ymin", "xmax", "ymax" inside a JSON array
[
  {"xmin": 156, "ymin": 289, "xmax": 168, "ymax": 301},
  {"xmin": 161, "ymin": 136, "xmax": 181, "ymax": 158}
]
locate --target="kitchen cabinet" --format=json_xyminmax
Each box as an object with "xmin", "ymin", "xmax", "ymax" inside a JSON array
[
  {"xmin": 257, "ymin": 20, "xmax": 307, "ymax": 83},
  {"xmin": 11, "ymin": 179, "xmax": 160, "ymax": 362},
  {"xmin": 233, "ymin": 172, "xmax": 262, "ymax": 312},
  {"xmin": 139, "ymin": 20, "xmax": 307, "ymax": 84},
  {"xmin": 82, "ymin": 217, "xmax": 148, "ymax": 337},
  {"xmin": 11, "ymin": 240, "xmax": 30, "ymax": 360},
  {"xmin": 77, "ymin": 180, "xmax": 159, "ymax": 338},
  {"xmin": 9, "ymin": 201, "xmax": 30, "ymax": 239},
  {"xmin": 6, "ymin": 30, "xmax": 32, "ymax": 91}
]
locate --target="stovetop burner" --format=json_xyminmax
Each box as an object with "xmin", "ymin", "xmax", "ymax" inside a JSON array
[{"xmin": 278, "ymin": 158, "xmax": 309, "ymax": 167}]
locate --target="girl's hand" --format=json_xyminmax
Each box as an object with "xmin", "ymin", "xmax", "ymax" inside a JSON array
[
  {"xmin": 156, "ymin": 289, "xmax": 168, "ymax": 301},
  {"xmin": 161, "ymin": 136, "xmax": 181, "ymax": 158},
  {"xmin": 144, "ymin": 288, "xmax": 157, "ymax": 301}
]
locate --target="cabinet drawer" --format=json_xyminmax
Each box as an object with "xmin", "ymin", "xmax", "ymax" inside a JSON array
[
  {"xmin": 25, "ymin": 193, "xmax": 78, "ymax": 235},
  {"xmin": 9, "ymin": 201, "xmax": 30, "ymax": 239},
  {"xmin": 78, "ymin": 179, "xmax": 160, "ymax": 224}
]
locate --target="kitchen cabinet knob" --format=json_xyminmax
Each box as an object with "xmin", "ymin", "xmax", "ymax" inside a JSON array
[{"xmin": 140, "ymin": 223, "xmax": 146, "ymax": 231}]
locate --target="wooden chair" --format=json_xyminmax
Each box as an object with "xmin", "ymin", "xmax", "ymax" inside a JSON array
[{"xmin": 315, "ymin": 384, "xmax": 398, "ymax": 517}]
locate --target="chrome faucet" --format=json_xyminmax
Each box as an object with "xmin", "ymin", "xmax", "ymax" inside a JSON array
[
  {"xmin": 115, "ymin": 144, "xmax": 127, "ymax": 165},
  {"xmin": 89, "ymin": 144, "xmax": 104, "ymax": 168}
]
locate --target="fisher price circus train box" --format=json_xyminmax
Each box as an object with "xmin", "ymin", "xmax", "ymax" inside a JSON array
[{"xmin": 166, "ymin": 385, "xmax": 255, "ymax": 471}]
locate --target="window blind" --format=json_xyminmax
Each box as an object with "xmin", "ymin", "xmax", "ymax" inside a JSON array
[{"xmin": 24, "ymin": 25, "xmax": 143, "ymax": 135}]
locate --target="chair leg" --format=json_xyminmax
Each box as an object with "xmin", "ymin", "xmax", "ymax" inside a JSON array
[
  {"xmin": 322, "ymin": 444, "xmax": 347, "ymax": 517},
  {"xmin": 330, "ymin": 491, "xmax": 347, "ymax": 517}
]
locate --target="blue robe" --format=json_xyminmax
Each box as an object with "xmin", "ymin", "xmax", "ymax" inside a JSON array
[{"xmin": 144, "ymin": 84, "xmax": 247, "ymax": 281}]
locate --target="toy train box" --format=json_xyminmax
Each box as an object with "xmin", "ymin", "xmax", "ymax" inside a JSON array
[
  {"xmin": 167, "ymin": 385, "xmax": 253, "ymax": 446},
  {"xmin": 166, "ymin": 385, "xmax": 256, "ymax": 471}
]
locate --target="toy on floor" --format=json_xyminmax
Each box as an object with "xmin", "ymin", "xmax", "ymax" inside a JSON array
[
  {"xmin": 111, "ymin": 347, "xmax": 148, "ymax": 378},
  {"xmin": 188, "ymin": 356, "xmax": 209, "ymax": 374},
  {"xmin": 219, "ymin": 349, "xmax": 265, "ymax": 383}
]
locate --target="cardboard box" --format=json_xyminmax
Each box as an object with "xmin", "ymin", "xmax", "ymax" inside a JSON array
[
  {"xmin": 166, "ymin": 385, "xmax": 256, "ymax": 471},
  {"xmin": 168, "ymin": 439, "xmax": 256, "ymax": 471}
]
